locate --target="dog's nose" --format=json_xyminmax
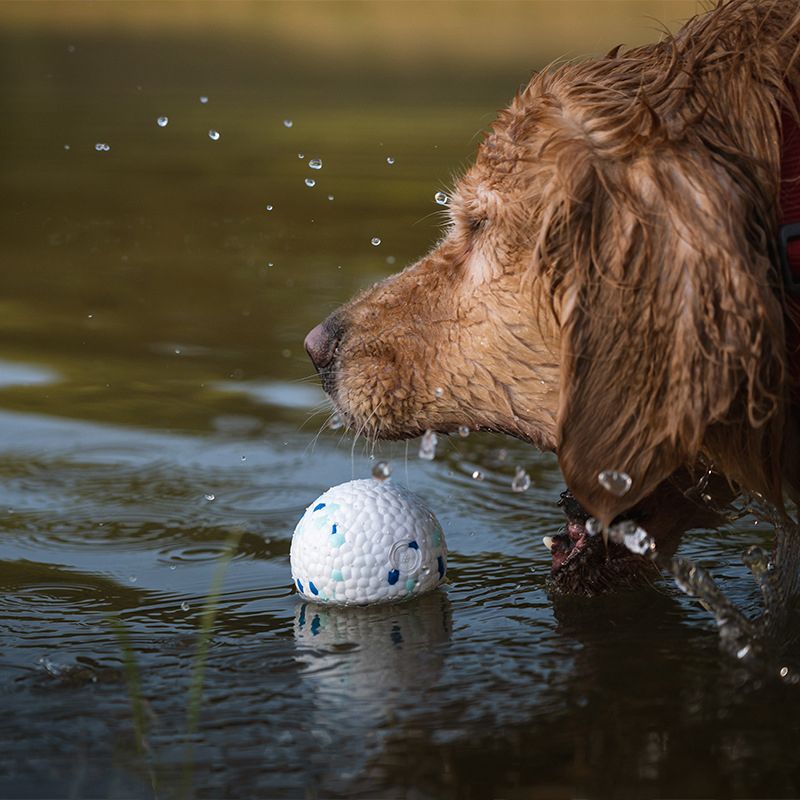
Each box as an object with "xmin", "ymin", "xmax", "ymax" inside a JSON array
[{"xmin": 304, "ymin": 322, "xmax": 339, "ymax": 371}]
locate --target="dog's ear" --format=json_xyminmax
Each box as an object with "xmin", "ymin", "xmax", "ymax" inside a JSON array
[{"xmin": 546, "ymin": 148, "xmax": 787, "ymax": 527}]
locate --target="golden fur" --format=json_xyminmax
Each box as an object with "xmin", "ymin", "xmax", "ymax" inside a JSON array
[{"xmin": 316, "ymin": 0, "xmax": 800, "ymax": 555}]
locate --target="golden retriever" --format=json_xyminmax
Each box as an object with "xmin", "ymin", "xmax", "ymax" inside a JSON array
[{"xmin": 306, "ymin": 0, "xmax": 800, "ymax": 594}]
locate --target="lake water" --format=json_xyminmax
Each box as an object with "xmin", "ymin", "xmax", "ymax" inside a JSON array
[{"xmin": 1, "ymin": 8, "xmax": 799, "ymax": 799}]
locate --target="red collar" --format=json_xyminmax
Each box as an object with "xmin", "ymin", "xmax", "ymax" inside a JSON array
[{"xmin": 780, "ymin": 103, "xmax": 800, "ymax": 290}]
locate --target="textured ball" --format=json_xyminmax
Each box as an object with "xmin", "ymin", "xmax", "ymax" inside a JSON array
[{"xmin": 290, "ymin": 479, "xmax": 447, "ymax": 605}]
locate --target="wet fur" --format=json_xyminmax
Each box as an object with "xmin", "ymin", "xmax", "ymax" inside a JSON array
[{"xmin": 318, "ymin": 0, "xmax": 800, "ymax": 589}]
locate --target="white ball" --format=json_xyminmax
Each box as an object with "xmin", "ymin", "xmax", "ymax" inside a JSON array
[{"xmin": 290, "ymin": 479, "xmax": 447, "ymax": 605}]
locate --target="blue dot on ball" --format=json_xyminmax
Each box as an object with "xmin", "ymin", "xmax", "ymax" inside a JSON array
[
  {"xmin": 387, "ymin": 569, "xmax": 400, "ymax": 585},
  {"xmin": 309, "ymin": 581, "xmax": 319, "ymax": 596},
  {"xmin": 296, "ymin": 578, "xmax": 304, "ymax": 593},
  {"xmin": 408, "ymin": 540, "xmax": 419, "ymax": 550}
]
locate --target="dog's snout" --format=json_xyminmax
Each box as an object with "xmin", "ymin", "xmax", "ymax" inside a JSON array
[{"xmin": 304, "ymin": 321, "xmax": 340, "ymax": 372}]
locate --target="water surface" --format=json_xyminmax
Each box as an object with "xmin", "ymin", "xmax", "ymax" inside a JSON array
[{"xmin": 1, "ymin": 8, "xmax": 799, "ymax": 799}]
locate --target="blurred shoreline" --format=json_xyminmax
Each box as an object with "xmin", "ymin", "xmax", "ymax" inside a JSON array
[{"xmin": 2, "ymin": 0, "xmax": 701, "ymax": 71}]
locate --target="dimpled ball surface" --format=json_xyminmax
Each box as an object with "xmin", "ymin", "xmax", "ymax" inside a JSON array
[{"xmin": 290, "ymin": 479, "xmax": 447, "ymax": 605}]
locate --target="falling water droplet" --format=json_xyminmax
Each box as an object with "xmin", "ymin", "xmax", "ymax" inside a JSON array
[
  {"xmin": 265, "ymin": 204, "xmax": 273, "ymax": 212},
  {"xmin": 511, "ymin": 466, "xmax": 531, "ymax": 493},
  {"xmin": 308, "ymin": 158, "xmax": 322, "ymax": 170},
  {"xmin": 208, "ymin": 129, "xmax": 220, "ymax": 141},
  {"xmin": 329, "ymin": 412, "xmax": 344, "ymax": 430},
  {"xmin": 94, "ymin": 143, "xmax": 110, "ymax": 152},
  {"xmin": 181, "ymin": 601, "xmax": 190, "ymax": 612},
  {"xmin": 419, "ymin": 429, "xmax": 438, "ymax": 460},
  {"xmin": 458, "ymin": 425, "xmax": 470, "ymax": 438},
  {"xmin": 585, "ymin": 518, "xmax": 603, "ymax": 537},
  {"xmin": 434, "ymin": 387, "xmax": 444, "ymax": 398},
  {"xmin": 156, "ymin": 116, "xmax": 169, "ymax": 128},
  {"xmin": 283, "ymin": 119, "xmax": 293, "ymax": 128},
  {"xmin": 204, "ymin": 493, "xmax": 215, "ymax": 502},
  {"xmin": 305, "ymin": 178, "xmax": 316, "ymax": 188},
  {"xmin": 371, "ymin": 237, "xmax": 381, "ymax": 246},
  {"xmin": 199, "ymin": 95, "xmax": 209, "ymax": 104},
  {"xmin": 598, "ymin": 469, "xmax": 632, "ymax": 497},
  {"xmin": 327, "ymin": 194, "xmax": 335, "ymax": 201},
  {"xmin": 434, "ymin": 191, "xmax": 449, "ymax": 206},
  {"xmin": 372, "ymin": 461, "xmax": 392, "ymax": 481},
  {"xmin": 241, "ymin": 455, "xmax": 247, "ymax": 462},
  {"xmin": 472, "ymin": 470, "xmax": 484, "ymax": 481},
  {"xmin": 386, "ymin": 156, "xmax": 395, "ymax": 165}
]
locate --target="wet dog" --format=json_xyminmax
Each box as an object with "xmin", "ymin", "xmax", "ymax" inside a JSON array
[{"xmin": 306, "ymin": 0, "xmax": 800, "ymax": 594}]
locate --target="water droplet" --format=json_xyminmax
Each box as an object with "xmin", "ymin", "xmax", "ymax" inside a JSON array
[
  {"xmin": 67, "ymin": 44, "xmax": 76, "ymax": 53},
  {"xmin": 297, "ymin": 153, "xmax": 305, "ymax": 159},
  {"xmin": 419, "ymin": 429, "xmax": 438, "ymax": 461},
  {"xmin": 94, "ymin": 142, "xmax": 110, "ymax": 152},
  {"xmin": 128, "ymin": 575, "xmax": 137, "ymax": 584},
  {"xmin": 283, "ymin": 119, "xmax": 293, "ymax": 128},
  {"xmin": 327, "ymin": 194, "xmax": 335, "ymax": 201},
  {"xmin": 370, "ymin": 237, "xmax": 381, "ymax": 246},
  {"xmin": 458, "ymin": 425, "xmax": 470, "ymax": 438},
  {"xmin": 156, "ymin": 116, "xmax": 169, "ymax": 128},
  {"xmin": 308, "ymin": 158, "xmax": 322, "ymax": 170},
  {"xmin": 386, "ymin": 255, "xmax": 396, "ymax": 265},
  {"xmin": 585, "ymin": 518, "xmax": 602, "ymax": 537},
  {"xmin": 372, "ymin": 461, "xmax": 392, "ymax": 481},
  {"xmin": 511, "ymin": 466, "xmax": 531, "ymax": 493},
  {"xmin": 208, "ymin": 129, "xmax": 220, "ymax": 141},
  {"xmin": 169, "ymin": 564, "xmax": 177, "ymax": 571},
  {"xmin": 204, "ymin": 493, "xmax": 215, "ymax": 502},
  {"xmin": 265, "ymin": 205, "xmax": 273, "ymax": 213},
  {"xmin": 329, "ymin": 412, "xmax": 344, "ymax": 430},
  {"xmin": 266, "ymin": 262, "xmax": 274, "ymax": 268},
  {"xmin": 737, "ymin": 644, "xmax": 751, "ymax": 660},
  {"xmin": 472, "ymin": 470, "xmax": 484, "ymax": 481},
  {"xmin": 434, "ymin": 191, "xmax": 449, "ymax": 206},
  {"xmin": 87, "ymin": 313, "xmax": 94, "ymax": 319},
  {"xmin": 199, "ymin": 95, "xmax": 209, "ymax": 104},
  {"xmin": 63, "ymin": 144, "xmax": 70, "ymax": 150},
  {"xmin": 181, "ymin": 601, "xmax": 190, "ymax": 612},
  {"xmin": 386, "ymin": 156, "xmax": 395, "ymax": 165},
  {"xmin": 597, "ymin": 470, "xmax": 632, "ymax": 497},
  {"xmin": 434, "ymin": 387, "xmax": 444, "ymax": 398},
  {"xmin": 241, "ymin": 455, "xmax": 247, "ymax": 462},
  {"xmin": 305, "ymin": 178, "xmax": 316, "ymax": 188}
]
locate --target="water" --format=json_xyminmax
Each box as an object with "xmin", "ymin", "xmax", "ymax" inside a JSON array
[
  {"xmin": 511, "ymin": 465, "xmax": 531, "ymax": 493},
  {"xmin": 418, "ymin": 430, "xmax": 438, "ymax": 461},
  {"xmin": 1, "ymin": 8, "xmax": 800, "ymax": 799},
  {"xmin": 598, "ymin": 469, "xmax": 633, "ymax": 497}
]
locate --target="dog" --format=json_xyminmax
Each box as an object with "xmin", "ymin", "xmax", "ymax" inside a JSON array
[{"xmin": 305, "ymin": 0, "xmax": 800, "ymax": 595}]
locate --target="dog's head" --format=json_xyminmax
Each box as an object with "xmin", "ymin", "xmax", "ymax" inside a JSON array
[{"xmin": 306, "ymin": 2, "xmax": 796, "ymax": 587}]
